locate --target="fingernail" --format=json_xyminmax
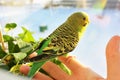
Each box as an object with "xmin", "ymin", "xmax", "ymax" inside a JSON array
[{"xmin": 66, "ymin": 56, "xmax": 75, "ymax": 63}]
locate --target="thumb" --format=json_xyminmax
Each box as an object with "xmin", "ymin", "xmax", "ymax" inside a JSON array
[{"xmin": 106, "ymin": 35, "xmax": 120, "ymax": 80}]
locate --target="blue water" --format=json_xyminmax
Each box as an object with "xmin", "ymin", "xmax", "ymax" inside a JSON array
[{"xmin": 0, "ymin": 5, "xmax": 120, "ymax": 77}]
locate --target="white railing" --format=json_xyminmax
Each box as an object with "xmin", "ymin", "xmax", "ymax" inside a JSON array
[
  {"xmin": 0, "ymin": 0, "xmax": 120, "ymax": 9},
  {"xmin": 51, "ymin": 0, "xmax": 120, "ymax": 9}
]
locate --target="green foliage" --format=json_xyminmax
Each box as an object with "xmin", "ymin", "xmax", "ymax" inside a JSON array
[
  {"xmin": 0, "ymin": 45, "xmax": 7, "ymax": 58},
  {"xmin": 3, "ymin": 35, "xmax": 14, "ymax": 42},
  {"xmin": 8, "ymin": 41, "xmax": 20, "ymax": 53},
  {"xmin": 1, "ymin": 53, "xmax": 27, "ymax": 68},
  {"xmin": 0, "ymin": 23, "xmax": 35, "ymax": 74},
  {"xmin": 28, "ymin": 61, "xmax": 46, "ymax": 77},
  {"xmin": 28, "ymin": 38, "xmax": 51, "ymax": 77},
  {"xmin": 37, "ymin": 38, "xmax": 51, "ymax": 54},
  {"xmin": 0, "ymin": 22, "xmax": 71, "ymax": 78},
  {"xmin": 52, "ymin": 58, "xmax": 72, "ymax": 75},
  {"xmin": 12, "ymin": 52, "xmax": 27, "ymax": 62},
  {"xmin": 18, "ymin": 27, "xmax": 35, "ymax": 42},
  {"xmin": 10, "ymin": 63, "xmax": 21, "ymax": 74},
  {"xmin": 5, "ymin": 23, "xmax": 17, "ymax": 32},
  {"xmin": 17, "ymin": 39, "xmax": 33, "ymax": 55}
]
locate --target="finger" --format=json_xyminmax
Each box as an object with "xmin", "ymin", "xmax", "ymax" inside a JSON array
[
  {"xmin": 20, "ymin": 64, "xmax": 30, "ymax": 75},
  {"xmin": 58, "ymin": 56, "xmax": 86, "ymax": 74},
  {"xmin": 58, "ymin": 56, "xmax": 104, "ymax": 79},
  {"xmin": 29, "ymin": 52, "xmax": 37, "ymax": 58},
  {"xmin": 86, "ymin": 68, "xmax": 106, "ymax": 80},
  {"xmin": 42, "ymin": 61, "xmax": 69, "ymax": 80},
  {"xmin": 106, "ymin": 35, "xmax": 120, "ymax": 80},
  {"xmin": 32, "ymin": 72, "xmax": 53, "ymax": 80},
  {"xmin": 20, "ymin": 64, "xmax": 53, "ymax": 80}
]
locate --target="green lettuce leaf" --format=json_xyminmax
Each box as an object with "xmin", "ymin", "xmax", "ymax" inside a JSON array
[
  {"xmin": 17, "ymin": 39, "xmax": 33, "ymax": 54},
  {"xmin": 5, "ymin": 23, "xmax": 17, "ymax": 32},
  {"xmin": 12, "ymin": 52, "xmax": 27, "ymax": 62},
  {"xmin": 8, "ymin": 41, "xmax": 20, "ymax": 53},
  {"xmin": 0, "ymin": 45, "xmax": 7, "ymax": 58},
  {"xmin": 18, "ymin": 27, "xmax": 35, "ymax": 42},
  {"xmin": 3, "ymin": 35, "xmax": 14, "ymax": 42},
  {"xmin": 28, "ymin": 61, "xmax": 46, "ymax": 77}
]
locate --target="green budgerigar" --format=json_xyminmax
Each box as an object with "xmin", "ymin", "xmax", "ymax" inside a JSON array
[{"xmin": 30, "ymin": 12, "xmax": 89, "ymax": 62}]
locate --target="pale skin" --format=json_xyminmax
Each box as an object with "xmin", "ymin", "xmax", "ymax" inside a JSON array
[{"xmin": 20, "ymin": 35, "xmax": 120, "ymax": 80}]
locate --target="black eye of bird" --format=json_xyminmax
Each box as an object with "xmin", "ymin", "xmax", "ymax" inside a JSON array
[{"xmin": 83, "ymin": 17, "xmax": 86, "ymax": 20}]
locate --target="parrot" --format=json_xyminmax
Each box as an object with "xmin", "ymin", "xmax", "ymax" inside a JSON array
[{"xmin": 30, "ymin": 12, "xmax": 89, "ymax": 62}]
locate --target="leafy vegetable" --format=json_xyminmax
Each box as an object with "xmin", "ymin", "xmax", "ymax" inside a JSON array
[
  {"xmin": 8, "ymin": 41, "xmax": 20, "ymax": 53},
  {"xmin": 28, "ymin": 61, "xmax": 46, "ymax": 77},
  {"xmin": 0, "ymin": 23, "xmax": 35, "ymax": 71},
  {"xmin": 1, "ymin": 52, "xmax": 27, "ymax": 68},
  {"xmin": 0, "ymin": 22, "xmax": 71, "ymax": 79},
  {"xmin": 3, "ymin": 35, "xmax": 14, "ymax": 42},
  {"xmin": 0, "ymin": 45, "xmax": 7, "ymax": 58},
  {"xmin": 18, "ymin": 27, "xmax": 35, "ymax": 42},
  {"xmin": 12, "ymin": 52, "xmax": 27, "ymax": 62},
  {"xmin": 5, "ymin": 23, "xmax": 17, "ymax": 32},
  {"xmin": 28, "ymin": 38, "xmax": 51, "ymax": 77},
  {"xmin": 52, "ymin": 58, "xmax": 72, "ymax": 75},
  {"xmin": 1, "ymin": 54, "xmax": 15, "ymax": 68},
  {"xmin": 10, "ymin": 63, "xmax": 21, "ymax": 74},
  {"xmin": 17, "ymin": 39, "xmax": 33, "ymax": 55}
]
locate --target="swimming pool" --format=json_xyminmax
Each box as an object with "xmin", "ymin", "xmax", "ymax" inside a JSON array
[{"xmin": 0, "ymin": 6, "xmax": 120, "ymax": 77}]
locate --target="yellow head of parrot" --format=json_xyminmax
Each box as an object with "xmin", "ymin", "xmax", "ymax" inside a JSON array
[{"xmin": 67, "ymin": 12, "xmax": 90, "ymax": 27}]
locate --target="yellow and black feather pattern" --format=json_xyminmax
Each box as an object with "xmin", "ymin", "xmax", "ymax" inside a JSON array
[{"xmin": 30, "ymin": 12, "xmax": 89, "ymax": 62}]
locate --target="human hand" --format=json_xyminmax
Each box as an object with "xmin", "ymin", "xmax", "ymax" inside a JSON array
[
  {"xmin": 106, "ymin": 35, "xmax": 120, "ymax": 80},
  {"xmin": 20, "ymin": 35, "xmax": 120, "ymax": 80},
  {"xmin": 20, "ymin": 55, "xmax": 104, "ymax": 80}
]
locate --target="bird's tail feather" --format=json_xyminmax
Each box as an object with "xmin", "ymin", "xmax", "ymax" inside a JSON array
[{"xmin": 29, "ymin": 53, "xmax": 63, "ymax": 62}]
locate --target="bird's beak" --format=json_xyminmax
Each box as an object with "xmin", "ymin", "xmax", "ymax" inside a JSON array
[
  {"xmin": 83, "ymin": 23, "xmax": 87, "ymax": 26},
  {"xmin": 83, "ymin": 20, "xmax": 89, "ymax": 26}
]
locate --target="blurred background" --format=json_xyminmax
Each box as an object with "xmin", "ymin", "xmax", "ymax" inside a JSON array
[{"xmin": 0, "ymin": 0, "xmax": 120, "ymax": 79}]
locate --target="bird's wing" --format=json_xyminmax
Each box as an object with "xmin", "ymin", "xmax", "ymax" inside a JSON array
[{"xmin": 32, "ymin": 37, "xmax": 52, "ymax": 54}]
